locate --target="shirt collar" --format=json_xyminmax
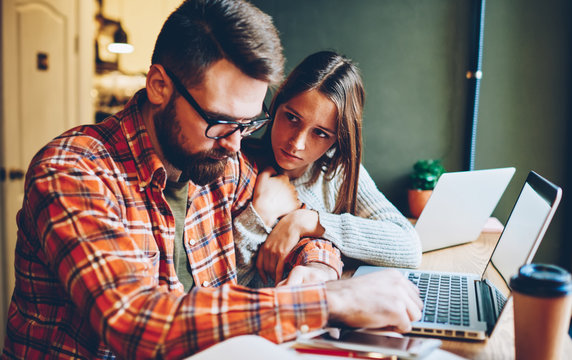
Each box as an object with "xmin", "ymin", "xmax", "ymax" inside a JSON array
[{"xmin": 118, "ymin": 89, "xmax": 167, "ymax": 190}]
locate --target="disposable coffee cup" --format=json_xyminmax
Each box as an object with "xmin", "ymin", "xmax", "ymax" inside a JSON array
[{"xmin": 510, "ymin": 263, "xmax": 572, "ymax": 360}]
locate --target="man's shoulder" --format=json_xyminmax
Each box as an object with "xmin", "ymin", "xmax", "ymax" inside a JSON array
[{"xmin": 29, "ymin": 119, "xmax": 126, "ymax": 171}]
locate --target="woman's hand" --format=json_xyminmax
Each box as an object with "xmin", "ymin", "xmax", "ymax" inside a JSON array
[
  {"xmin": 277, "ymin": 263, "xmax": 338, "ymax": 286},
  {"xmin": 251, "ymin": 167, "xmax": 300, "ymax": 228},
  {"xmin": 256, "ymin": 209, "xmax": 325, "ymax": 283}
]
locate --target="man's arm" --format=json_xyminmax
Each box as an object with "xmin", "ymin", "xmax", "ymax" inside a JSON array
[{"xmin": 24, "ymin": 149, "xmax": 329, "ymax": 359}]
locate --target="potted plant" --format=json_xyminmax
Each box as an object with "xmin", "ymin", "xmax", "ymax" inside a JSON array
[{"xmin": 408, "ymin": 159, "xmax": 446, "ymax": 218}]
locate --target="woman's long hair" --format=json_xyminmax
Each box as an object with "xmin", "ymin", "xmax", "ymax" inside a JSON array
[{"xmin": 264, "ymin": 50, "xmax": 365, "ymax": 215}]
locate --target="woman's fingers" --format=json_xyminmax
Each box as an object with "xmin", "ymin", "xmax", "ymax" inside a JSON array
[
  {"xmin": 256, "ymin": 252, "xmax": 268, "ymax": 284},
  {"xmin": 274, "ymin": 258, "xmax": 286, "ymax": 284},
  {"xmin": 260, "ymin": 166, "xmax": 278, "ymax": 177}
]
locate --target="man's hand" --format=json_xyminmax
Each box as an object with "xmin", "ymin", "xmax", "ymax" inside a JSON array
[
  {"xmin": 277, "ymin": 263, "xmax": 338, "ymax": 286},
  {"xmin": 325, "ymin": 269, "xmax": 423, "ymax": 332},
  {"xmin": 256, "ymin": 209, "xmax": 325, "ymax": 283},
  {"xmin": 251, "ymin": 167, "xmax": 300, "ymax": 228}
]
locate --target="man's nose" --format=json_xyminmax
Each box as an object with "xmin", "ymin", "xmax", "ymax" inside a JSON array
[{"xmin": 218, "ymin": 130, "xmax": 242, "ymax": 153}]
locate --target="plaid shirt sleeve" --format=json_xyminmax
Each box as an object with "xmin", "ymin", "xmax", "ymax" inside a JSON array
[
  {"xmin": 287, "ymin": 204, "xmax": 344, "ymax": 278},
  {"xmin": 285, "ymin": 238, "xmax": 344, "ymax": 278},
  {"xmin": 7, "ymin": 138, "xmax": 329, "ymax": 359}
]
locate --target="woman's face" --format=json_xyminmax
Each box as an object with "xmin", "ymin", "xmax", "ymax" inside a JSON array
[{"xmin": 271, "ymin": 89, "xmax": 338, "ymax": 179}]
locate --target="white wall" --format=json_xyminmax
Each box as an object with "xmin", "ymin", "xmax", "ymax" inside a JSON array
[{"xmin": 102, "ymin": 0, "xmax": 182, "ymax": 74}]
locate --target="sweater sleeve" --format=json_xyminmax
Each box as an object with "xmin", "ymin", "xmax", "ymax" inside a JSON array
[
  {"xmin": 302, "ymin": 164, "xmax": 422, "ymax": 268},
  {"xmin": 233, "ymin": 203, "xmax": 273, "ymax": 286}
]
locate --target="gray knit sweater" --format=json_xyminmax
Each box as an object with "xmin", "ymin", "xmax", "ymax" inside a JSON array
[{"xmin": 233, "ymin": 163, "xmax": 421, "ymax": 286}]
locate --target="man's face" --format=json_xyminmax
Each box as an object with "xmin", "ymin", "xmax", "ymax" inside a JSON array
[
  {"xmin": 154, "ymin": 59, "xmax": 268, "ymax": 185},
  {"xmin": 153, "ymin": 95, "xmax": 231, "ymax": 185}
]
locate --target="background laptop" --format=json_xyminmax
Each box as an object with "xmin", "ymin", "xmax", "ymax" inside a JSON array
[
  {"xmin": 355, "ymin": 171, "xmax": 562, "ymax": 340},
  {"xmin": 416, "ymin": 167, "xmax": 515, "ymax": 252}
]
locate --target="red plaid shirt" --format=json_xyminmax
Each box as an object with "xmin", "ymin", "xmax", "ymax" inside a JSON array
[{"xmin": 2, "ymin": 90, "xmax": 343, "ymax": 359}]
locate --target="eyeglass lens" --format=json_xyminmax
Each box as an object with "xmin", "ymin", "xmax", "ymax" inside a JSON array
[{"xmin": 206, "ymin": 120, "xmax": 267, "ymax": 139}]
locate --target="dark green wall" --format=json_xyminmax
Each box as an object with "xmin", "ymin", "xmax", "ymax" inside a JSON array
[
  {"xmin": 251, "ymin": 0, "xmax": 572, "ymax": 269},
  {"xmin": 476, "ymin": 1, "xmax": 572, "ymax": 269}
]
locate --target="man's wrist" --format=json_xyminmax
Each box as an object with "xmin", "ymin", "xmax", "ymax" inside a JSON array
[{"xmin": 325, "ymin": 280, "xmax": 347, "ymax": 325}]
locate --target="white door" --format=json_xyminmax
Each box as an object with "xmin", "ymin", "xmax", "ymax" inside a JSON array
[{"xmin": 0, "ymin": 0, "xmax": 93, "ymax": 346}]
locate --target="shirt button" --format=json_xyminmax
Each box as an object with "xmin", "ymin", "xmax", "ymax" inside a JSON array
[
  {"xmin": 189, "ymin": 239, "xmax": 196, "ymax": 246},
  {"xmin": 300, "ymin": 324, "xmax": 310, "ymax": 333},
  {"xmin": 202, "ymin": 281, "xmax": 209, "ymax": 287}
]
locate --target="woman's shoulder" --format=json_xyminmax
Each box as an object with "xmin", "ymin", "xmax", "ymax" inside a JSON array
[{"xmin": 357, "ymin": 162, "xmax": 375, "ymax": 182}]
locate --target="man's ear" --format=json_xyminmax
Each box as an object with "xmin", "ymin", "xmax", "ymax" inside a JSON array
[{"xmin": 146, "ymin": 64, "xmax": 173, "ymax": 106}]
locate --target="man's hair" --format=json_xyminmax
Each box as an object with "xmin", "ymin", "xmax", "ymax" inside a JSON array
[
  {"xmin": 268, "ymin": 51, "xmax": 365, "ymax": 215},
  {"xmin": 151, "ymin": 0, "xmax": 284, "ymax": 87}
]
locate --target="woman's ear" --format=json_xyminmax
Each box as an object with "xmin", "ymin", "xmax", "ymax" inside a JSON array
[{"xmin": 146, "ymin": 64, "xmax": 173, "ymax": 106}]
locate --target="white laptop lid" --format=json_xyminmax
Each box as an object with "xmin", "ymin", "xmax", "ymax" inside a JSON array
[
  {"xmin": 416, "ymin": 167, "xmax": 515, "ymax": 252},
  {"xmin": 482, "ymin": 170, "xmax": 563, "ymax": 295}
]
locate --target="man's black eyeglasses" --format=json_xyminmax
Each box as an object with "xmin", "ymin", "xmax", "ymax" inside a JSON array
[{"xmin": 164, "ymin": 68, "xmax": 271, "ymax": 140}]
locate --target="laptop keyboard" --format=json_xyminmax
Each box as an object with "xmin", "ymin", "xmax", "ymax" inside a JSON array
[
  {"xmin": 408, "ymin": 273, "xmax": 471, "ymax": 326},
  {"xmin": 493, "ymin": 285, "xmax": 507, "ymax": 317}
]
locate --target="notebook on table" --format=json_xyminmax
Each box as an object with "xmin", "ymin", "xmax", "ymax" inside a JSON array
[
  {"xmin": 415, "ymin": 167, "xmax": 515, "ymax": 252},
  {"xmin": 355, "ymin": 171, "xmax": 562, "ymax": 340}
]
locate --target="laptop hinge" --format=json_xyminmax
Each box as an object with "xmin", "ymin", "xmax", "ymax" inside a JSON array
[{"xmin": 475, "ymin": 280, "xmax": 496, "ymax": 333}]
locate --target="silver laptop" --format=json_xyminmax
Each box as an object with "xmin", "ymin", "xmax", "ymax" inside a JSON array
[
  {"xmin": 355, "ymin": 171, "xmax": 562, "ymax": 340},
  {"xmin": 416, "ymin": 167, "xmax": 515, "ymax": 252}
]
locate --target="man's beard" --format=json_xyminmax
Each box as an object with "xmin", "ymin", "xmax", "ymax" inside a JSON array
[{"xmin": 153, "ymin": 95, "xmax": 234, "ymax": 185}]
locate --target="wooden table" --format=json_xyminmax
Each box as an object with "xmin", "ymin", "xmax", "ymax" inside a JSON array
[
  {"xmin": 342, "ymin": 230, "xmax": 572, "ymax": 359},
  {"xmin": 414, "ymin": 231, "xmax": 572, "ymax": 359}
]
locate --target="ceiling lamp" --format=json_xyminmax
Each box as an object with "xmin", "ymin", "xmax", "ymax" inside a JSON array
[{"xmin": 107, "ymin": 22, "xmax": 134, "ymax": 54}]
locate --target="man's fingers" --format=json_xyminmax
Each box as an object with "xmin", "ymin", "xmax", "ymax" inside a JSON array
[
  {"xmin": 380, "ymin": 300, "xmax": 414, "ymax": 333},
  {"xmin": 407, "ymin": 280, "xmax": 423, "ymax": 310},
  {"xmin": 395, "ymin": 277, "xmax": 423, "ymax": 323},
  {"xmin": 394, "ymin": 308, "xmax": 413, "ymax": 333},
  {"xmin": 404, "ymin": 293, "xmax": 423, "ymax": 322},
  {"xmin": 392, "ymin": 279, "xmax": 422, "ymax": 329},
  {"xmin": 405, "ymin": 280, "xmax": 423, "ymax": 310}
]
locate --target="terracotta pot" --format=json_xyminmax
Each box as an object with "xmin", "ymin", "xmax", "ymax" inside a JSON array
[{"xmin": 408, "ymin": 189, "xmax": 433, "ymax": 219}]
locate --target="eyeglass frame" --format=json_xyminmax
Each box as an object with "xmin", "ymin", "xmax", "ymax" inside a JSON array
[{"xmin": 163, "ymin": 67, "xmax": 272, "ymax": 140}]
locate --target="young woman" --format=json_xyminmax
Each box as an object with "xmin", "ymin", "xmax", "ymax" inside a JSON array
[{"xmin": 234, "ymin": 51, "xmax": 421, "ymax": 287}]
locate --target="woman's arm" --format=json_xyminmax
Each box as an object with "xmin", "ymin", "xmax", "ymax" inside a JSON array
[
  {"xmin": 233, "ymin": 166, "xmax": 301, "ymax": 286},
  {"xmin": 255, "ymin": 164, "xmax": 421, "ymax": 284},
  {"xmin": 255, "ymin": 208, "xmax": 325, "ymax": 283},
  {"xmin": 233, "ymin": 203, "xmax": 272, "ymax": 286}
]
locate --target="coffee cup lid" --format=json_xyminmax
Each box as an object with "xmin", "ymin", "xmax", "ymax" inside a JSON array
[{"xmin": 510, "ymin": 263, "xmax": 572, "ymax": 297}]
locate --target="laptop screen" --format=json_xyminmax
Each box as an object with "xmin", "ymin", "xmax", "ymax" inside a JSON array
[{"xmin": 481, "ymin": 171, "xmax": 562, "ymax": 331}]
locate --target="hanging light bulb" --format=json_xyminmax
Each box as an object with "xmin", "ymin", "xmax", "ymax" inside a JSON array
[{"xmin": 107, "ymin": 22, "xmax": 134, "ymax": 54}]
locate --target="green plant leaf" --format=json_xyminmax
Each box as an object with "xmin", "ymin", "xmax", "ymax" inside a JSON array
[{"xmin": 410, "ymin": 159, "xmax": 446, "ymax": 190}]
